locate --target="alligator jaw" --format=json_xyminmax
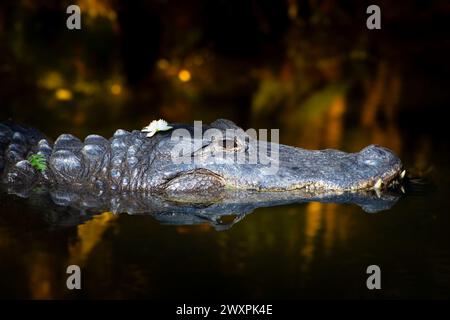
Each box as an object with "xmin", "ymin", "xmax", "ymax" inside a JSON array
[{"xmin": 214, "ymin": 143, "xmax": 404, "ymax": 194}]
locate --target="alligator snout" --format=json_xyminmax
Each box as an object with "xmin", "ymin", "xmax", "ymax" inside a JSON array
[
  {"xmin": 358, "ymin": 145, "xmax": 399, "ymax": 167},
  {"xmin": 354, "ymin": 144, "xmax": 403, "ymax": 189},
  {"xmin": 202, "ymin": 141, "xmax": 404, "ymax": 193}
]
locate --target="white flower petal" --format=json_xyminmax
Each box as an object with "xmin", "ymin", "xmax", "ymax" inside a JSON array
[{"xmin": 142, "ymin": 119, "xmax": 173, "ymax": 137}]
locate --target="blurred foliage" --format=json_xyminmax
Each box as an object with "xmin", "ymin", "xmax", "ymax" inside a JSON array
[{"xmin": 0, "ymin": 0, "xmax": 448, "ymax": 164}]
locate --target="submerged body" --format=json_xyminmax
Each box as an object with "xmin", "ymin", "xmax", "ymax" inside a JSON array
[{"xmin": 0, "ymin": 119, "xmax": 404, "ymax": 200}]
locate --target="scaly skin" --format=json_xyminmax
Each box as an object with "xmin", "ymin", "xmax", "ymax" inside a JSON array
[
  {"xmin": 0, "ymin": 119, "xmax": 404, "ymax": 200},
  {"xmin": 0, "ymin": 185, "xmax": 402, "ymax": 229}
]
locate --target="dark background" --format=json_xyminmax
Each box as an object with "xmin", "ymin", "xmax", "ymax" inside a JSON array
[{"xmin": 1, "ymin": 0, "xmax": 450, "ymax": 299}]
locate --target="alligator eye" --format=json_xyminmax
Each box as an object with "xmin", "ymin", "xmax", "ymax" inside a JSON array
[{"xmin": 219, "ymin": 139, "xmax": 239, "ymax": 149}]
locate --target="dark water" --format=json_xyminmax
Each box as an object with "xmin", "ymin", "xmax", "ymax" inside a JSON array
[{"xmin": 1, "ymin": 1, "xmax": 450, "ymax": 299}]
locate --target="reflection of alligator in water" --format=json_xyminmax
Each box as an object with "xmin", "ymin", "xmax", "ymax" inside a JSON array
[
  {"xmin": 1, "ymin": 119, "xmax": 405, "ymax": 229},
  {"xmin": 2, "ymin": 184, "xmax": 401, "ymax": 230}
]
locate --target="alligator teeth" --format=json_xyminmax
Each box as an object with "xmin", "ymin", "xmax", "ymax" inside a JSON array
[
  {"xmin": 374, "ymin": 188, "xmax": 381, "ymax": 198},
  {"xmin": 373, "ymin": 179, "xmax": 383, "ymax": 190},
  {"xmin": 400, "ymin": 186, "xmax": 405, "ymax": 194},
  {"xmin": 400, "ymin": 170, "xmax": 406, "ymax": 179}
]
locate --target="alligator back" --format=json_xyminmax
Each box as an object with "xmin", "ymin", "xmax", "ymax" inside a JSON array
[{"xmin": 0, "ymin": 121, "xmax": 49, "ymax": 184}]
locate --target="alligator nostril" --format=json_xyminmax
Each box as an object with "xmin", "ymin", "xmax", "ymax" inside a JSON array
[
  {"xmin": 357, "ymin": 144, "xmax": 396, "ymax": 166},
  {"xmin": 357, "ymin": 144, "xmax": 397, "ymax": 167},
  {"xmin": 363, "ymin": 159, "xmax": 378, "ymax": 166},
  {"xmin": 219, "ymin": 139, "xmax": 239, "ymax": 149}
]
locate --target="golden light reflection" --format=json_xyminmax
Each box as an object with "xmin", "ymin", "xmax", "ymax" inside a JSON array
[
  {"xmin": 37, "ymin": 71, "xmax": 64, "ymax": 90},
  {"xmin": 301, "ymin": 202, "xmax": 323, "ymax": 272},
  {"xmin": 300, "ymin": 202, "xmax": 352, "ymax": 272},
  {"xmin": 77, "ymin": 0, "xmax": 117, "ymax": 21},
  {"xmin": 69, "ymin": 212, "xmax": 117, "ymax": 265},
  {"xmin": 157, "ymin": 59, "xmax": 170, "ymax": 70},
  {"xmin": 361, "ymin": 61, "xmax": 402, "ymax": 129},
  {"xmin": 73, "ymin": 80, "xmax": 97, "ymax": 95},
  {"xmin": 28, "ymin": 252, "xmax": 54, "ymax": 299},
  {"xmin": 317, "ymin": 57, "xmax": 342, "ymax": 81},
  {"xmin": 324, "ymin": 94, "xmax": 346, "ymax": 148},
  {"xmin": 55, "ymin": 88, "xmax": 72, "ymax": 101},
  {"xmin": 110, "ymin": 83, "xmax": 122, "ymax": 95},
  {"xmin": 178, "ymin": 69, "xmax": 191, "ymax": 82},
  {"xmin": 287, "ymin": 85, "xmax": 348, "ymax": 150},
  {"xmin": 287, "ymin": 0, "xmax": 298, "ymax": 19},
  {"xmin": 323, "ymin": 204, "xmax": 337, "ymax": 256}
]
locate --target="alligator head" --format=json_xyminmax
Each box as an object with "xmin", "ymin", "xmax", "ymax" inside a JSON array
[{"xmin": 153, "ymin": 119, "xmax": 403, "ymax": 200}]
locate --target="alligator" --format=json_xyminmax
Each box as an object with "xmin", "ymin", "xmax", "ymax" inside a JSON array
[{"xmin": 0, "ymin": 119, "xmax": 405, "ymax": 227}]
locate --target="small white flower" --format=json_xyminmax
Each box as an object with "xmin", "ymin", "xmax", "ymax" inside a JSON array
[{"xmin": 142, "ymin": 119, "xmax": 173, "ymax": 137}]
